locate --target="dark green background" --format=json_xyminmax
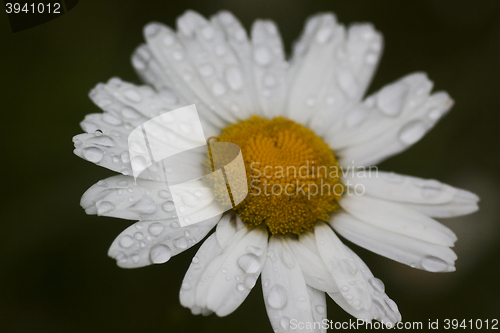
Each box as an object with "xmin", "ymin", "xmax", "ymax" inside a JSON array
[{"xmin": 1, "ymin": 1, "xmax": 499, "ymax": 332}]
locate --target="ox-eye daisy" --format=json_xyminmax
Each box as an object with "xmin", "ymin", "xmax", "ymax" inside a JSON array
[{"xmin": 73, "ymin": 10, "xmax": 479, "ymax": 332}]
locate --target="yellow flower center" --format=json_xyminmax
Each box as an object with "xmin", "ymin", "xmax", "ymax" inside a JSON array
[{"xmin": 212, "ymin": 116, "xmax": 343, "ymax": 235}]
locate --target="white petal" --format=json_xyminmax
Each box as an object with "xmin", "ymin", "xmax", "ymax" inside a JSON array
[
  {"xmin": 262, "ymin": 235, "xmax": 316, "ymax": 333},
  {"xmin": 176, "ymin": 11, "xmax": 258, "ymax": 120},
  {"xmin": 307, "ymin": 286, "xmax": 328, "ymax": 333},
  {"xmin": 330, "ymin": 211, "xmax": 457, "ymax": 272},
  {"xmin": 73, "ymin": 78, "xmax": 216, "ymax": 175},
  {"xmin": 287, "ymin": 14, "xmax": 383, "ymax": 135},
  {"xmin": 81, "ymin": 176, "xmax": 216, "ymax": 222},
  {"xmin": 107, "ymin": 214, "xmax": 221, "ymax": 268},
  {"xmin": 345, "ymin": 247, "xmax": 401, "ymax": 324},
  {"xmin": 180, "ymin": 233, "xmax": 223, "ymax": 314},
  {"xmin": 339, "ymin": 194, "xmax": 457, "ymax": 246},
  {"xmin": 315, "ymin": 222, "xmax": 372, "ymax": 311},
  {"xmin": 141, "ymin": 20, "xmax": 232, "ymax": 128},
  {"xmin": 215, "ymin": 213, "xmax": 246, "ymax": 249},
  {"xmin": 286, "ymin": 236, "xmax": 338, "ymax": 293},
  {"xmin": 343, "ymin": 171, "xmax": 479, "ymax": 217},
  {"xmin": 250, "ymin": 20, "xmax": 288, "ymax": 118},
  {"xmin": 333, "ymin": 73, "xmax": 454, "ymax": 166},
  {"xmin": 204, "ymin": 225, "xmax": 268, "ymax": 316}
]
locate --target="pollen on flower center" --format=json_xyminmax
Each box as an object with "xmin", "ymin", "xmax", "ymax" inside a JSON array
[{"xmin": 212, "ymin": 116, "xmax": 343, "ymax": 235}]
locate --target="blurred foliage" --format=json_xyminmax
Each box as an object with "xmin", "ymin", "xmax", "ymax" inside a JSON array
[{"xmin": 1, "ymin": 0, "xmax": 499, "ymax": 332}]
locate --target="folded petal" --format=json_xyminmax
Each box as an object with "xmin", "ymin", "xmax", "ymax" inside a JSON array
[
  {"xmin": 338, "ymin": 194, "xmax": 457, "ymax": 246},
  {"xmin": 262, "ymin": 235, "xmax": 317, "ymax": 332},
  {"xmin": 107, "ymin": 214, "xmax": 221, "ymax": 268},
  {"xmin": 315, "ymin": 222, "xmax": 372, "ymax": 311},
  {"xmin": 330, "ymin": 211, "xmax": 457, "ymax": 272}
]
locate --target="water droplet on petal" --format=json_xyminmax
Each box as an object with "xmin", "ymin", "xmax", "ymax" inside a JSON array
[
  {"xmin": 236, "ymin": 283, "xmax": 245, "ymax": 291},
  {"xmin": 377, "ymin": 83, "xmax": 408, "ymax": 116},
  {"xmin": 199, "ymin": 64, "xmax": 214, "ymax": 77},
  {"xmin": 150, "ymin": 244, "xmax": 172, "ymax": 264},
  {"xmin": 420, "ymin": 256, "xmax": 449, "ymax": 272},
  {"xmin": 225, "ymin": 67, "xmax": 243, "ymax": 91},
  {"xmin": 337, "ymin": 259, "xmax": 358, "ymax": 275},
  {"xmin": 174, "ymin": 237, "xmax": 188, "ymax": 249},
  {"xmin": 119, "ymin": 235, "xmax": 134, "ymax": 248},
  {"xmin": 82, "ymin": 147, "xmax": 104, "ymax": 163},
  {"xmin": 245, "ymin": 245, "xmax": 264, "ymax": 257},
  {"xmin": 316, "ymin": 305, "xmax": 326, "ymax": 314},
  {"xmin": 97, "ymin": 201, "xmax": 115, "ymax": 215},
  {"xmin": 369, "ymin": 277, "xmax": 385, "ymax": 293},
  {"xmin": 201, "ymin": 26, "xmax": 215, "ymax": 40},
  {"xmin": 279, "ymin": 316, "xmax": 290, "ymax": 330},
  {"xmin": 130, "ymin": 196, "xmax": 156, "ymax": 215},
  {"xmin": 134, "ymin": 232, "xmax": 144, "ymax": 240},
  {"xmin": 162, "ymin": 201, "xmax": 175, "ymax": 212},
  {"xmin": 173, "ymin": 51, "xmax": 184, "ymax": 61},
  {"xmin": 244, "ymin": 275, "xmax": 258, "ymax": 289},
  {"xmin": 123, "ymin": 89, "xmax": 142, "ymax": 103},
  {"xmin": 399, "ymin": 120, "xmax": 427, "ymax": 145},
  {"xmin": 341, "ymin": 285, "xmax": 349, "ymax": 292},
  {"xmin": 212, "ymin": 82, "xmax": 226, "ymax": 96},
  {"xmin": 267, "ymin": 284, "xmax": 287, "ymax": 310},
  {"xmin": 254, "ymin": 46, "xmax": 272, "ymax": 66},
  {"xmin": 148, "ymin": 222, "xmax": 164, "ymax": 236},
  {"xmin": 120, "ymin": 151, "xmax": 130, "ymax": 163},
  {"xmin": 238, "ymin": 254, "xmax": 261, "ymax": 274},
  {"xmin": 316, "ymin": 27, "xmax": 332, "ymax": 44}
]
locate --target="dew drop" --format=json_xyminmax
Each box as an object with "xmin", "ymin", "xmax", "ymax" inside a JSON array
[
  {"xmin": 148, "ymin": 222, "xmax": 164, "ymax": 236},
  {"xmin": 420, "ymin": 256, "xmax": 449, "ymax": 272},
  {"xmin": 267, "ymin": 284, "xmax": 287, "ymax": 310},
  {"xmin": 150, "ymin": 244, "xmax": 172, "ymax": 264},
  {"xmin": 238, "ymin": 254, "xmax": 261, "ymax": 274},
  {"xmin": 369, "ymin": 277, "xmax": 385, "ymax": 293},
  {"xmin": 82, "ymin": 147, "xmax": 104, "ymax": 163},
  {"xmin": 225, "ymin": 67, "xmax": 243, "ymax": 91},
  {"xmin": 174, "ymin": 237, "xmax": 188, "ymax": 249},
  {"xmin": 399, "ymin": 120, "xmax": 427, "ymax": 145},
  {"xmin": 377, "ymin": 84, "xmax": 408, "ymax": 116},
  {"xmin": 236, "ymin": 283, "xmax": 245, "ymax": 291},
  {"xmin": 316, "ymin": 27, "xmax": 332, "ymax": 44},
  {"xmin": 163, "ymin": 34, "xmax": 175, "ymax": 46},
  {"xmin": 254, "ymin": 46, "xmax": 272, "ymax": 66},
  {"xmin": 119, "ymin": 235, "xmax": 134, "ymax": 248},
  {"xmin": 212, "ymin": 82, "xmax": 226, "ymax": 96},
  {"xmin": 173, "ymin": 51, "xmax": 184, "ymax": 61},
  {"xmin": 130, "ymin": 196, "xmax": 156, "ymax": 215},
  {"xmin": 161, "ymin": 201, "xmax": 175, "ymax": 212},
  {"xmin": 97, "ymin": 201, "xmax": 115, "ymax": 215},
  {"xmin": 316, "ymin": 305, "xmax": 326, "ymax": 314},
  {"xmin": 134, "ymin": 232, "xmax": 144, "ymax": 240},
  {"xmin": 123, "ymin": 89, "xmax": 142, "ymax": 103},
  {"xmin": 279, "ymin": 317, "xmax": 290, "ymax": 330},
  {"xmin": 199, "ymin": 64, "xmax": 214, "ymax": 77},
  {"xmin": 120, "ymin": 151, "xmax": 130, "ymax": 163}
]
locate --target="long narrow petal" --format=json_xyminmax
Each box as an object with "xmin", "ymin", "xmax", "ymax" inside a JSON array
[
  {"xmin": 331, "ymin": 73, "xmax": 453, "ymax": 166},
  {"xmin": 343, "ymin": 171, "xmax": 479, "ymax": 218},
  {"xmin": 330, "ymin": 211, "xmax": 457, "ymax": 272},
  {"xmin": 107, "ymin": 214, "xmax": 221, "ymax": 268},
  {"xmin": 315, "ymin": 222, "xmax": 372, "ymax": 311},
  {"xmin": 262, "ymin": 235, "xmax": 317, "ymax": 332},
  {"xmin": 338, "ymin": 194, "xmax": 457, "ymax": 246}
]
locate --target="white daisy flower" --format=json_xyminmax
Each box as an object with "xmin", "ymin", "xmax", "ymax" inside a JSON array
[{"xmin": 73, "ymin": 10, "xmax": 480, "ymax": 331}]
